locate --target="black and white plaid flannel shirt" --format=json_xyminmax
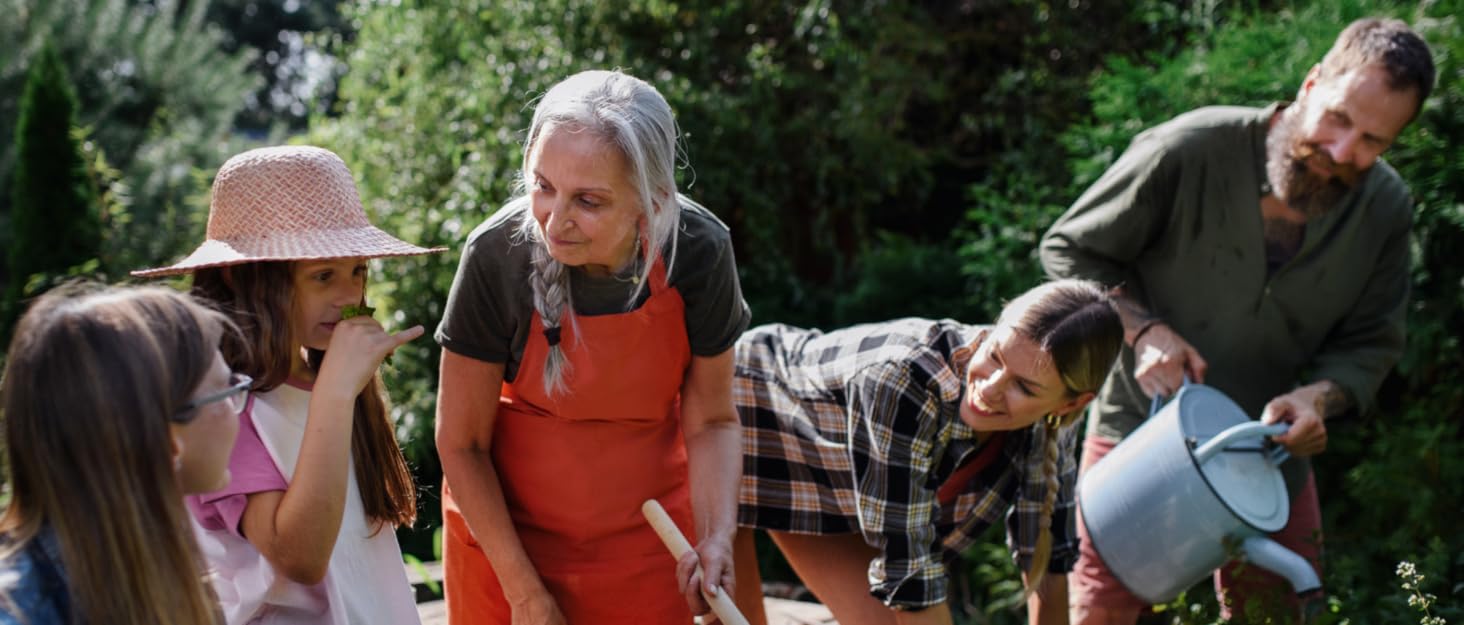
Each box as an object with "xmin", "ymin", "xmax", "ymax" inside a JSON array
[{"xmin": 734, "ymin": 319, "xmax": 1079, "ymax": 610}]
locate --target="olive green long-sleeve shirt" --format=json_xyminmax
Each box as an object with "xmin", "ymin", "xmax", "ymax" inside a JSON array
[{"xmin": 1040, "ymin": 104, "xmax": 1410, "ymax": 444}]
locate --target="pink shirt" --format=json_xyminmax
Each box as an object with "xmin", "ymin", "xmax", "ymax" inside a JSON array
[
  {"xmin": 188, "ymin": 381, "xmax": 420, "ymax": 624},
  {"xmin": 186, "ymin": 396, "xmax": 289, "ymax": 538}
]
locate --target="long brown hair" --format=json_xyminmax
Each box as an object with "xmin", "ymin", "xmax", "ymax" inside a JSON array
[
  {"xmin": 0, "ymin": 283, "xmax": 228, "ymax": 625},
  {"xmin": 996, "ymin": 278, "xmax": 1122, "ymax": 593},
  {"xmin": 191, "ymin": 262, "xmax": 416, "ymax": 529}
]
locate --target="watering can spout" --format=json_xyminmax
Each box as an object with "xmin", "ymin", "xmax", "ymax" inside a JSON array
[{"xmin": 1241, "ymin": 536, "xmax": 1321, "ymax": 595}]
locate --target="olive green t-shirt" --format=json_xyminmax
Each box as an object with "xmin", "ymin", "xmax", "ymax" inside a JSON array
[
  {"xmin": 436, "ymin": 199, "xmax": 752, "ymax": 382},
  {"xmin": 1041, "ymin": 104, "xmax": 1410, "ymax": 444}
]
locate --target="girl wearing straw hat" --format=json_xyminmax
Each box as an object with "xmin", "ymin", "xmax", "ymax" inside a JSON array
[
  {"xmin": 1, "ymin": 283, "xmax": 242, "ymax": 625},
  {"xmin": 133, "ymin": 145, "xmax": 445, "ymax": 624},
  {"xmin": 434, "ymin": 70, "xmax": 750, "ymax": 624}
]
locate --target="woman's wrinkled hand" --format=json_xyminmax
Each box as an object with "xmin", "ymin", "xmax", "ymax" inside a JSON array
[{"xmin": 676, "ymin": 533, "xmax": 736, "ymax": 623}]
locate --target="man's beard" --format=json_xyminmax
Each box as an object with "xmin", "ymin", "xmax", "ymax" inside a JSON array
[{"xmin": 1265, "ymin": 107, "xmax": 1362, "ymax": 219}]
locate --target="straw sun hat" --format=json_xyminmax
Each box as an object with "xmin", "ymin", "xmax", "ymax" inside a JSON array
[{"xmin": 132, "ymin": 145, "xmax": 444, "ymax": 278}]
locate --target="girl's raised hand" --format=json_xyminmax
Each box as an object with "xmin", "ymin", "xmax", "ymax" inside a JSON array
[{"xmin": 315, "ymin": 316, "xmax": 424, "ymax": 399}]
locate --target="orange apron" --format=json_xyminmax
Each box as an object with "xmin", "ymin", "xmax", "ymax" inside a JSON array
[{"xmin": 443, "ymin": 258, "xmax": 696, "ymax": 624}]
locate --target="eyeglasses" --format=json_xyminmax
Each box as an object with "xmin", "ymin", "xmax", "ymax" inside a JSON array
[{"xmin": 175, "ymin": 373, "xmax": 253, "ymax": 422}]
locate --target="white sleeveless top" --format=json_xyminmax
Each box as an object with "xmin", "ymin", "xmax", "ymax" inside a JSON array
[{"xmin": 194, "ymin": 383, "xmax": 422, "ymax": 625}]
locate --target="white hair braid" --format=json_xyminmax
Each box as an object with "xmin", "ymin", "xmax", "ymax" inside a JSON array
[{"xmin": 519, "ymin": 208, "xmax": 576, "ymax": 396}]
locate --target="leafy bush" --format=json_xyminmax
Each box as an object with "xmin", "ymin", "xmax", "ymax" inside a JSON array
[
  {"xmin": 954, "ymin": 0, "xmax": 1244, "ymax": 323},
  {"xmin": 203, "ymin": 0, "xmax": 350, "ymax": 133}
]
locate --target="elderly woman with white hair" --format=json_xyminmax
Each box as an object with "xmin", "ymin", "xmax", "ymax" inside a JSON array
[{"xmin": 434, "ymin": 70, "xmax": 751, "ymax": 624}]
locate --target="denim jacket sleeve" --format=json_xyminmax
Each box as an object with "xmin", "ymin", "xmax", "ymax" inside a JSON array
[{"xmin": 0, "ymin": 534, "xmax": 70, "ymax": 625}]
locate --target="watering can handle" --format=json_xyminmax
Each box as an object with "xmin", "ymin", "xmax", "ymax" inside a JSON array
[
  {"xmin": 1268, "ymin": 441, "xmax": 1292, "ymax": 466},
  {"xmin": 1193, "ymin": 421, "xmax": 1291, "ymax": 465},
  {"xmin": 1147, "ymin": 373, "xmax": 1195, "ymax": 418}
]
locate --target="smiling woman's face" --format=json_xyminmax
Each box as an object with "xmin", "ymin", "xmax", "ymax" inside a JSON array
[{"xmin": 959, "ymin": 326, "xmax": 1090, "ymax": 432}]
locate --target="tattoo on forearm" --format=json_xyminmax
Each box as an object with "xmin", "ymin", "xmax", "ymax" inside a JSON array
[{"xmin": 1317, "ymin": 382, "xmax": 1353, "ymax": 418}]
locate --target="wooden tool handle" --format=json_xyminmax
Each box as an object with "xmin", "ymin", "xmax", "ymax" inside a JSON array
[{"xmin": 641, "ymin": 499, "xmax": 751, "ymax": 625}]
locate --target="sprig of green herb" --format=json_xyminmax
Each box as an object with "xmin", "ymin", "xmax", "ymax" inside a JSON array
[
  {"xmin": 341, "ymin": 305, "xmax": 376, "ymax": 320},
  {"xmin": 340, "ymin": 305, "xmax": 392, "ymax": 365}
]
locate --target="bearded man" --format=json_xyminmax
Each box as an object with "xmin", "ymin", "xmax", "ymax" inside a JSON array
[{"xmin": 1039, "ymin": 17, "xmax": 1435, "ymax": 624}]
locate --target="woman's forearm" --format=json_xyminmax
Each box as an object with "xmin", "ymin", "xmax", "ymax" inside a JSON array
[
  {"xmin": 439, "ymin": 447, "xmax": 554, "ymax": 603},
  {"xmin": 435, "ymin": 352, "xmax": 552, "ymax": 606},
  {"xmin": 685, "ymin": 421, "xmax": 741, "ymax": 543},
  {"xmin": 679, "ymin": 350, "xmax": 742, "ymax": 546}
]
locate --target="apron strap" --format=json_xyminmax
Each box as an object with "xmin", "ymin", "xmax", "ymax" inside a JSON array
[{"xmin": 937, "ymin": 432, "xmax": 1009, "ymax": 506}]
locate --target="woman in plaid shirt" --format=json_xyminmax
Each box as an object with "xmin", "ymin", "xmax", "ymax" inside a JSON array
[{"xmin": 729, "ymin": 280, "xmax": 1122, "ymax": 625}]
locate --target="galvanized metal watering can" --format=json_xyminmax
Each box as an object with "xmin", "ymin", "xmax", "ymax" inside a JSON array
[{"xmin": 1076, "ymin": 380, "xmax": 1322, "ymax": 604}]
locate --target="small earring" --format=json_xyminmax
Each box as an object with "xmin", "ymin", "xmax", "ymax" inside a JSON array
[{"xmin": 1044, "ymin": 413, "xmax": 1060, "ymax": 429}]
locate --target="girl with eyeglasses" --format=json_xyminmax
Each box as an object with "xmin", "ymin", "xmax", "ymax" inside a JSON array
[
  {"xmin": 133, "ymin": 145, "xmax": 444, "ymax": 624},
  {"xmin": 0, "ymin": 283, "xmax": 241, "ymax": 625}
]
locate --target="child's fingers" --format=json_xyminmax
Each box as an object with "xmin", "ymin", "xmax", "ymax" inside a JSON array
[{"xmin": 390, "ymin": 325, "xmax": 426, "ymax": 346}]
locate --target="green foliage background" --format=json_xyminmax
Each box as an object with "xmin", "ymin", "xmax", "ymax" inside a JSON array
[
  {"xmin": 0, "ymin": 0, "xmax": 1458, "ymax": 622},
  {"xmin": 0, "ymin": 0, "xmax": 260, "ymax": 301}
]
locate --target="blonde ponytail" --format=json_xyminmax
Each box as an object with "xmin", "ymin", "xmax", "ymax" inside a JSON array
[{"xmin": 1025, "ymin": 415, "xmax": 1063, "ymax": 595}]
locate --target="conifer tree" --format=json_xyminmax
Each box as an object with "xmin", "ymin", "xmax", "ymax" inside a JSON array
[
  {"xmin": 2, "ymin": 43, "xmax": 99, "ymax": 342},
  {"xmin": 0, "ymin": 0, "xmax": 259, "ymax": 292}
]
